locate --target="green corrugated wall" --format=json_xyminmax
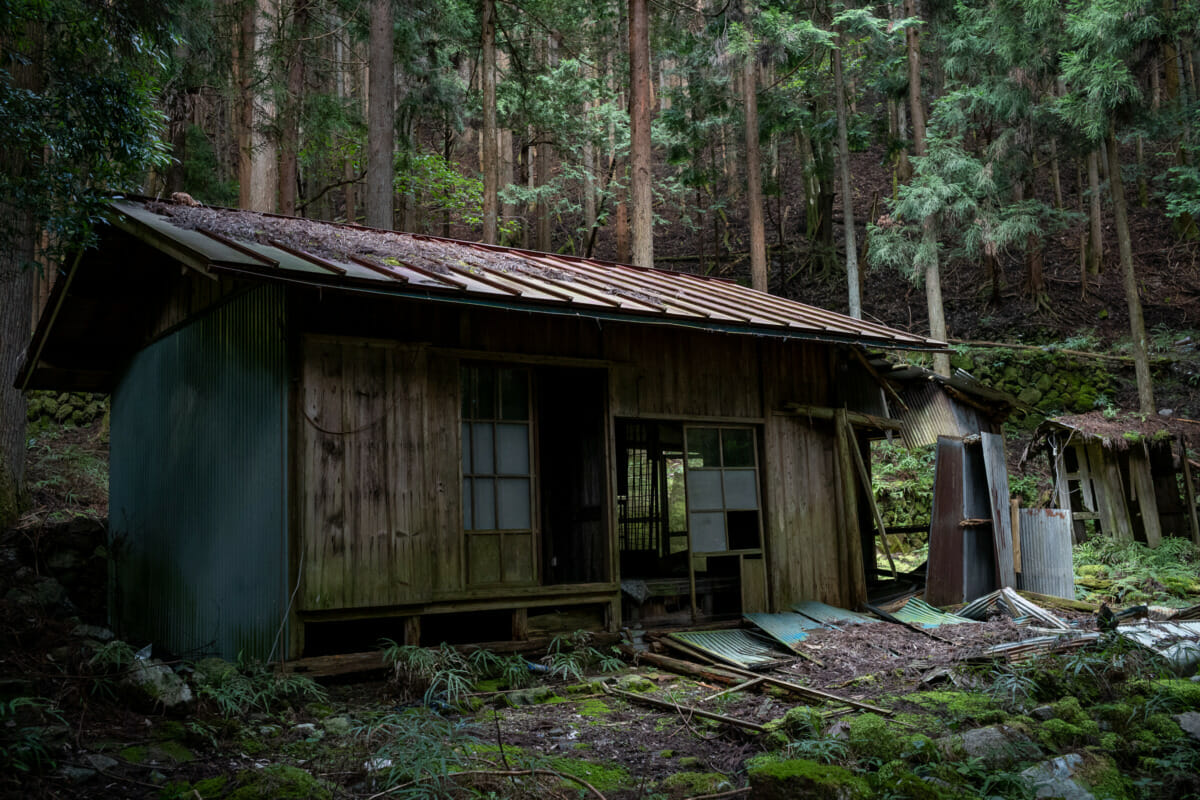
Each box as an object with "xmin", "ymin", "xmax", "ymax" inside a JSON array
[{"xmin": 109, "ymin": 286, "xmax": 289, "ymax": 661}]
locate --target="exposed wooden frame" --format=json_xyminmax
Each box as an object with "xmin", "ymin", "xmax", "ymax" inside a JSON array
[{"xmin": 782, "ymin": 403, "xmax": 903, "ymax": 432}]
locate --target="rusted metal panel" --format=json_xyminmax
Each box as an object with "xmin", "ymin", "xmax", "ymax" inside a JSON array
[
  {"xmin": 109, "ymin": 286, "xmax": 288, "ymax": 661},
  {"xmin": 981, "ymin": 433, "xmax": 1017, "ymax": 589},
  {"xmin": 107, "ymin": 199, "xmax": 945, "ymax": 352},
  {"xmin": 1016, "ymin": 508, "xmax": 1075, "ymax": 600},
  {"xmin": 926, "ymin": 437, "xmax": 965, "ymax": 606}
]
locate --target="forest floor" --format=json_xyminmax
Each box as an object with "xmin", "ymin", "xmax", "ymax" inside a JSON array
[{"xmin": 2, "ymin": 421, "xmax": 1200, "ymax": 800}]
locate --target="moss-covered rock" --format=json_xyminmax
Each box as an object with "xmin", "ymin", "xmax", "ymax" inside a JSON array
[
  {"xmin": 847, "ymin": 713, "xmax": 903, "ymax": 762},
  {"xmin": 1147, "ymin": 679, "xmax": 1200, "ymax": 711},
  {"xmin": 227, "ymin": 764, "xmax": 333, "ymax": 800},
  {"xmin": 546, "ymin": 757, "xmax": 632, "ymax": 793},
  {"xmin": 657, "ymin": 771, "xmax": 732, "ymax": 797},
  {"xmin": 747, "ymin": 757, "xmax": 869, "ymax": 800}
]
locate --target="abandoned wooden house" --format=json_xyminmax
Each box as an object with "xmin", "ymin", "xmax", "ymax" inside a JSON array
[
  {"xmin": 1032, "ymin": 412, "xmax": 1200, "ymax": 548},
  {"xmin": 18, "ymin": 197, "xmax": 947, "ymax": 661}
]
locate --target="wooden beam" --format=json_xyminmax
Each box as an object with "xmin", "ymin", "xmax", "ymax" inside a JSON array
[
  {"xmin": 849, "ymin": 347, "xmax": 908, "ymax": 411},
  {"xmin": 839, "ymin": 413, "xmax": 898, "ymax": 579},
  {"xmin": 782, "ymin": 403, "xmax": 904, "ymax": 432},
  {"xmin": 1180, "ymin": 436, "xmax": 1200, "ymax": 547},
  {"xmin": 1128, "ymin": 444, "xmax": 1162, "ymax": 548},
  {"xmin": 603, "ymin": 686, "xmax": 767, "ymax": 733}
]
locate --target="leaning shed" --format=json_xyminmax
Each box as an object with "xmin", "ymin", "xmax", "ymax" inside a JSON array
[
  {"xmin": 1032, "ymin": 412, "xmax": 1200, "ymax": 548},
  {"xmin": 19, "ymin": 197, "xmax": 946, "ymax": 661}
]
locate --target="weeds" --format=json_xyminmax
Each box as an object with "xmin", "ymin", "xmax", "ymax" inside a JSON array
[
  {"xmin": 542, "ymin": 631, "xmax": 623, "ymax": 680},
  {"xmin": 1074, "ymin": 537, "xmax": 1200, "ymax": 604},
  {"xmin": 0, "ymin": 697, "xmax": 65, "ymax": 774},
  {"xmin": 193, "ymin": 655, "xmax": 325, "ymax": 717}
]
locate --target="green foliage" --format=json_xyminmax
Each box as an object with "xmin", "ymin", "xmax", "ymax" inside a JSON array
[
  {"xmin": 1074, "ymin": 537, "xmax": 1200, "ymax": 604},
  {"xmin": 395, "ymin": 153, "xmax": 518, "ymax": 238},
  {"xmin": 383, "ymin": 641, "xmax": 474, "ymax": 705},
  {"xmin": 0, "ymin": 697, "xmax": 64, "ymax": 774},
  {"xmin": 542, "ymin": 631, "xmax": 623, "ymax": 681},
  {"xmin": 192, "ymin": 656, "xmax": 325, "ymax": 718},
  {"xmin": 0, "ymin": 0, "xmax": 171, "ymax": 260}
]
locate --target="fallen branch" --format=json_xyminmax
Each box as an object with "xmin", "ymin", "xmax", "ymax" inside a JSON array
[
  {"xmin": 603, "ymin": 685, "xmax": 766, "ymax": 733},
  {"xmin": 682, "ymin": 788, "xmax": 751, "ymax": 800},
  {"xmin": 366, "ymin": 768, "xmax": 608, "ymax": 800}
]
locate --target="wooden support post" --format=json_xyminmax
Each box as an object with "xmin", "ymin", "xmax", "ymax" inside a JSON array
[
  {"xmin": 1128, "ymin": 443, "xmax": 1162, "ymax": 548},
  {"xmin": 1180, "ymin": 436, "xmax": 1200, "ymax": 546},
  {"xmin": 1011, "ymin": 498, "xmax": 1022, "ymax": 575},
  {"xmin": 404, "ymin": 615, "xmax": 421, "ymax": 646},
  {"xmin": 840, "ymin": 413, "xmax": 898, "ymax": 579},
  {"xmin": 512, "ymin": 608, "xmax": 529, "ymax": 641},
  {"xmin": 834, "ymin": 409, "xmax": 867, "ymax": 607}
]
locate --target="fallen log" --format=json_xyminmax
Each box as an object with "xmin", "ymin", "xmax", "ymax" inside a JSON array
[
  {"xmin": 603, "ymin": 685, "xmax": 766, "ymax": 733},
  {"xmin": 618, "ymin": 646, "xmax": 744, "ymax": 685}
]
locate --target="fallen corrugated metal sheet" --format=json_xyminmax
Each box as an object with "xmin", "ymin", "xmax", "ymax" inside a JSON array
[
  {"xmin": 1117, "ymin": 621, "xmax": 1200, "ymax": 675},
  {"xmin": 1016, "ymin": 508, "xmax": 1075, "ymax": 600},
  {"xmin": 744, "ymin": 612, "xmax": 823, "ymax": 650},
  {"xmin": 891, "ymin": 597, "xmax": 975, "ymax": 628},
  {"xmin": 668, "ymin": 630, "xmax": 792, "ymax": 670},
  {"xmin": 969, "ymin": 632, "xmax": 1101, "ymax": 663},
  {"xmin": 106, "ymin": 198, "xmax": 945, "ymax": 351},
  {"xmin": 791, "ymin": 601, "xmax": 875, "ymax": 627},
  {"xmin": 959, "ymin": 587, "xmax": 1070, "ymax": 630}
]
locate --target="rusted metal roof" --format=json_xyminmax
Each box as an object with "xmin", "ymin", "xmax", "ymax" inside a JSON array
[{"xmin": 105, "ymin": 197, "xmax": 945, "ymax": 350}]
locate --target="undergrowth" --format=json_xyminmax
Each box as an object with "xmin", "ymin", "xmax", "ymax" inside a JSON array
[
  {"xmin": 193, "ymin": 656, "xmax": 326, "ymax": 717},
  {"xmin": 1074, "ymin": 537, "xmax": 1200, "ymax": 605}
]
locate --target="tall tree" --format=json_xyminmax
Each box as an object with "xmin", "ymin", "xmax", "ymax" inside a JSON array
[
  {"xmin": 0, "ymin": 0, "xmax": 169, "ymax": 526},
  {"xmin": 481, "ymin": 0, "xmax": 499, "ymax": 243},
  {"xmin": 741, "ymin": 0, "xmax": 768, "ymax": 292},
  {"xmin": 628, "ymin": 0, "xmax": 654, "ymax": 266},
  {"xmin": 366, "ymin": 0, "xmax": 395, "ymax": 229}
]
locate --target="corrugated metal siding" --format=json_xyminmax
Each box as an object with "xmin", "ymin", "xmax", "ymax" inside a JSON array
[
  {"xmin": 899, "ymin": 383, "xmax": 962, "ymax": 448},
  {"xmin": 1016, "ymin": 508, "xmax": 1076, "ymax": 599},
  {"xmin": 109, "ymin": 286, "xmax": 288, "ymax": 661}
]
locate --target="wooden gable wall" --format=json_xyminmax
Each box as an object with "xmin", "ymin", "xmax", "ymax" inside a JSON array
[{"xmin": 291, "ymin": 293, "xmax": 872, "ymax": 621}]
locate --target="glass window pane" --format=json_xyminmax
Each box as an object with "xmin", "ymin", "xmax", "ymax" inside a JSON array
[
  {"xmin": 472, "ymin": 422, "xmax": 494, "ymax": 474},
  {"xmin": 474, "ymin": 478, "xmax": 496, "ymax": 530},
  {"xmin": 476, "ymin": 366, "xmax": 496, "ymax": 419},
  {"xmin": 461, "ymin": 423, "xmax": 472, "ymax": 473},
  {"xmin": 497, "ymin": 478, "xmax": 531, "ymax": 529},
  {"xmin": 499, "ymin": 368, "xmax": 529, "ymax": 420},
  {"xmin": 462, "ymin": 478, "xmax": 473, "ymax": 530},
  {"xmin": 686, "ymin": 469, "xmax": 724, "ymax": 510},
  {"xmin": 723, "ymin": 469, "xmax": 759, "ymax": 510},
  {"xmin": 689, "ymin": 511, "xmax": 727, "ymax": 552},
  {"xmin": 688, "ymin": 428, "xmax": 720, "ymax": 468},
  {"xmin": 722, "ymin": 429, "xmax": 754, "ymax": 467},
  {"xmin": 496, "ymin": 423, "xmax": 530, "ymax": 475}
]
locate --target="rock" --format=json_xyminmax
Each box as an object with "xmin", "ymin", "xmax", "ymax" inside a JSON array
[
  {"xmin": 1021, "ymin": 754, "xmax": 1095, "ymax": 800},
  {"xmin": 1175, "ymin": 712, "xmax": 1200, "ymax": 742},
  {"xmin": 71, "ymin": 624, "xmax": 114, "ymax": 642},
  {"xmin": 616, "ymin": 674, "xmax": 657, "ymax": 693},
  {"xmin": 84, "ymin": 753, "xmax": 119, "ymax": 772},
  {"xmin": 58, "ymin": 765, "xmax": 96, "ymax": 783},
  {"xmin": 228, "ymin": 764, "xmax": 334, "ymax": 800},
  {"xmin": 321, "ymin": 716, "xmax": 353, "ymax": 736},
  {"xmin": 747, "ymin": 758, "xmax": 868, "ymax": 800},
  {"xmin": 937, "ymin": 724, "xmax": 1042, "ymax": 769},
  {"xmin": 121, "ymin": 660, "xmax": 194, "ymax": 710},
  {"xmin": 6, "ymin": 576, "xmax": 74, "ymax": 612},
  {"xmin": 293, "ymin": 722, "xmax": 318, "ymax": 735},
  {"xmin": 1031, "ymin": 705, "xmax": 1055, "ymax": 721}
]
